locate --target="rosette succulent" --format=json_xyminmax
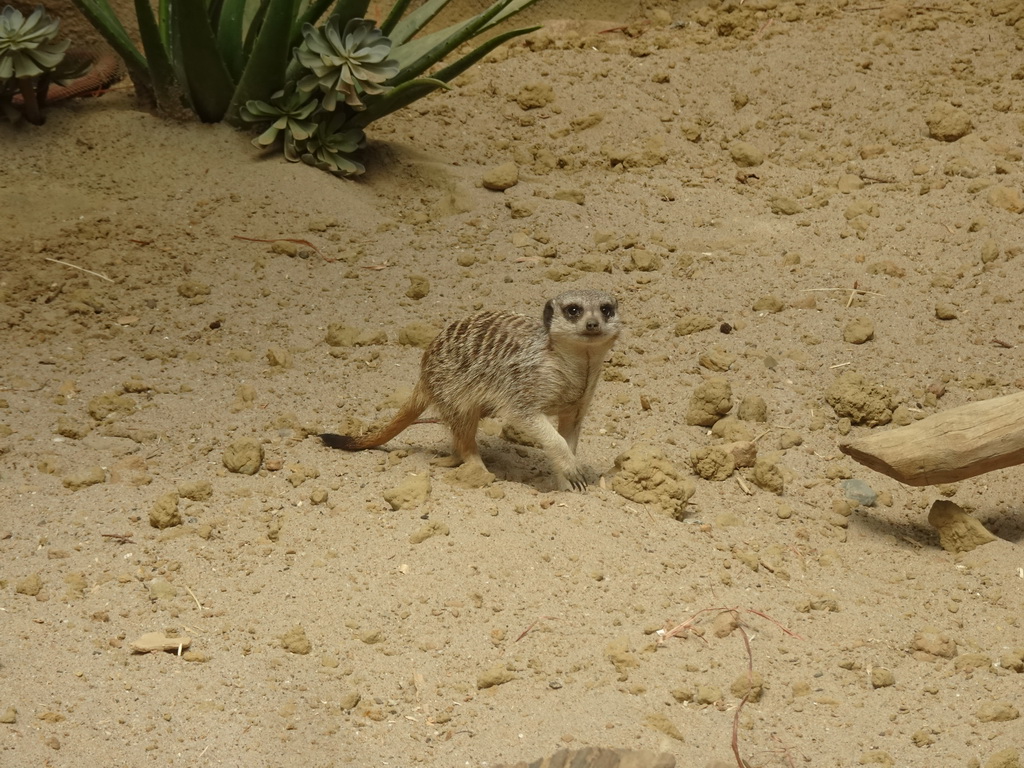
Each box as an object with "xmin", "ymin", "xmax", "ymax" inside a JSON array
[
  {"xmin": 296, "ymin": 17, "xmax": 399, "ymax": 111},
  {"xmin": 240, "ymin": 85, "xmax": 318, "ymax": 162},
  {"xmin": 300, "ymin": 118, "xmax": 367, "ymax": 177},
  {"xmin": 0, "ymin": 5, "xmax": 68, "ymax": 79},
  {"xmin": 0, "ymin": 5, "xmax": 72, "ymax": 124},
  {"xmin": 72, "ymin": 0, "xmax": 542, "ymax": 175}
]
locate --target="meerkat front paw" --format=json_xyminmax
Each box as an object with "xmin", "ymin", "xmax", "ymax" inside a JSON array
[{"xmin": 563, "ymin": 465, "xmax": 588, "ymax": 492}]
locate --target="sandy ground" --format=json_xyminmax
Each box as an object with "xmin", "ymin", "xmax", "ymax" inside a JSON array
[{"xmin": 3, "ymin": 1, "xmax": 1024, "ymax": 766}]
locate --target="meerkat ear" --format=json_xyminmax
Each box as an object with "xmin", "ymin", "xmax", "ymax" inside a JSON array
[{"xmin": 543, "ymin": 299, "xmax": 555, "ymax": 329}]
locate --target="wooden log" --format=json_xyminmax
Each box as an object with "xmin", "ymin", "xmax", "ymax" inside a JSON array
[{"xmin": 839, "ymin": 391, "xmax": 1024, "ymax": 486}]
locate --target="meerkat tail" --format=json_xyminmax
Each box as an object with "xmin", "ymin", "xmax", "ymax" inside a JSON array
[{"xmin": 320, "ymin": 385, "xmax": 431, "ymax": 452}]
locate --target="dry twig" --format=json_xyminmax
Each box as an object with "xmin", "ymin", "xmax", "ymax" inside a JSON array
[{"xmin": 45, "ymin": 257, "xmax": 114, "ymax": 283}]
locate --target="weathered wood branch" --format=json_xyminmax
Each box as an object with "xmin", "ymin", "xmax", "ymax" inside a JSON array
[{"xmin": 839, "ymin": 391, "xmax": 1024, "ymax": 486}]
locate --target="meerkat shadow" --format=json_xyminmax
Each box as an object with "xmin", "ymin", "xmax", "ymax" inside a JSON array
[{"xmin": 478, "ymin": 437, "xmax": 584, "ymax": 493}]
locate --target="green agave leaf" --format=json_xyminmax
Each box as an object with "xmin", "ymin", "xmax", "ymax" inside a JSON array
[
  {"xmin": 134, "ymin": 0, "xmax": 178, "ymax": 108},
  {"xmin": 387, "ymin": 0, "xmax": 449, "ymax": 46},
  {"xmin": 388, "ymin": 0, "xmax": 527, "ymax": 85},
  {"xmin": 158, "ymin": 0, "xmax": 172, "ymax": 53},
  {"xmin": 295, "ymin": 0, "xmax": 367, "ymax": 41},
  {"xmin": 226, "ymin": 0, "xmax": 298, "ymax": 125},
  {"xmin": 480, "ymin": 0, "xmax": 540, "ymax": 29},
  {"xmin": 68, "ymin": 0, "xmax": 147, "ymax": 77},
  {"xmin": 346, "ymin": 76, "xmax": 448, "ymax": 129},
  {"xmin": 173, "ymin": 0, "xmax": 236, "ymax": 121},
  {"xmin": 241, "ymin": 0, "xmax": 268, "ymax": 58},
  {"xmin": 430, "ymin": 24, "xmax": 539, "ymax": 84},
  {"xmin": 207, "ymin": 0, "xmax": 226, "ymax": 28},
  {"xmin": 216, "ymin": 0, "xmax": 249, "ymax": 78},
  {"xmin": 378, "ymin": 0, "xmax": 412, "ymax": 37}
]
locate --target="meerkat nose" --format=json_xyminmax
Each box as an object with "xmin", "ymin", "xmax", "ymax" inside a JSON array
[{"xmin": 586, "ymin": 319, "xmax": 600, "ymax": 331}]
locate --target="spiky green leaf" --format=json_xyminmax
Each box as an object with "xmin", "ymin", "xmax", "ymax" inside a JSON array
[
  {"xmin": 226, "ymin": 0, "xmax": 298, "ymax": 125},
  {"xmin": 171, "ymin": 0, "xmax": 236, "ymax": 121},
  {"xmin": 347, "ymin": 76, "xmax": 448, "ymax": 128}
]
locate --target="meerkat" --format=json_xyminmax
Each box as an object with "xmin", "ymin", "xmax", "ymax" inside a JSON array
[{"xmin": 320, "ymin": 289, "xmax": 622, "ymax": 490}]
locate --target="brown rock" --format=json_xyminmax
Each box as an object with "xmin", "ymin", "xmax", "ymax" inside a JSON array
[
  {"xmin": 730, "ymin": 140, "xmax": 765, "ymax": 167},
  {"xmin": 843, "ymin": 317, "xmax": 875, "ymax": 344},
  {"xmin": 222, "ymin": 437, "xmax": 263, "ymax": 475},
  {"xmin": 686, "ymin": 377, "xmax": 733, "ymax": 427},
  {"xmin": 611, "ymin": 444, "xmax": 695, "ymax": 520},
  {"xmin": 976, "ymin": 701, "xmax": 1019, "ymax": 723},
  {"xmin": 383, "ymin": 473, "xmax": 431, "ymax": 510},
  {"xmin": 62, "ymin": 466, "xmax": 106, "ymax": 490},
  {"xmin": 925, "ymin": 102, "xmax": 972, "ymax": 142},
  {"xmin": 986, "ymin": 185, "xmax": 1024, "ymax": 214},
  {"xmin": 825, "ymin": 371, "xmax": 895, "ymax": 426},
  {"xmin": 281, "ymin": 625, "xmax": 311, "ymax": 655},
  {"xmin": 911, "ymin": 629, "xmax": 957, "ymax": 659},
  {"xmin": 690, "ymin": 446, "xmax": 735, "ymax": 480},
  {"xmin": 477, "ymin": 664, "xmax": 516, "ymax": 689},
  {"xmin": 482, "ymin": 162, "xmax": 519, "ymax": 191},
  {"xmin": 928, "ymin": 500, "xmax": 996, "ymax": 553},
  {"xmin": 984, "ymin": 748, "xmax": 1021, "ymax": 768},
  {"xmin": 130, "ymin": 631, "xmax": 191, "ymax": 654},
  {"xmin": 15, "ymin": 573, "xmax": 43, "ymax": 596}
]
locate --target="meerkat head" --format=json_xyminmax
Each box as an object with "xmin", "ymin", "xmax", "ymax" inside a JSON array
[{"xmin": 543, "ymin": 289, "xmax": 622, "ymax": 347}]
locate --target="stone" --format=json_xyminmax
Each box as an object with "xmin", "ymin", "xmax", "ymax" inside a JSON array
[
  {"xmin": 149, "ymin": 492, "xmax": 182, "ymax": 529},
  {"xmin": 928, "ymin": 500, "xmax": 997, "ymax": 553},
  {"xmin": 281, "ymin": 625, "xmax": 311, "ymax": 654},
  {"xmin": 406, "ymin": 275, "xmax": 430, "ymax": 300},
  {"xmin": 223, "ymin": 437, "xmax": 263, "ymax": 475},
  {"xmin": 686, "ymin": 377, "xmax": 733, "ymax": 427},
  {"xmin": 15, "ymin": 573, "xmax": 43, "ymax": 596},
  {"xmin": 730, "ymin": 140, "xmax": 765, "ymax": 167},
  {"xmin": 477, "ymin": 664, "xmax": 516, "ymax": 689},
  {"xmin": 674, "ymin": 314, "xmax": 716, "ymax": 337},
  {"xmin": 409, "ymin": 520, "xmax": 449, "ymax": 544},
  {"xmin": 397, "ymin": 322, "xmax": 438, "ymax": 347},
  {"xmin": 825, "ymin": 372, "xmax": 895, "ymax": 426},
  {"xmin": 177, "ymin": 480, "xmax": 212, "ymax": 501},
  {"xmin": 870, "ymin": 668, "xmax": 895, "ymax": 688},
  {"xmin": 383, "ymin": 473, "xmax": 431, "ymax": 510},
  {"xmin": 130, "ymin": 632, "xmax": 191, "ymax": 654},
  {"xmin": 482, "ymin": 162, "xmax": 519, "ymax": 191},
  {"xmin": 911, "ymin": 629, "xmax": 957, "ymax": 659},
  {"xmin": 843, "ymin": 317, "xmax": 875, "ymax": 344},
  {"xmin": 986, "ymin": 185, "xmax": 1024, "ymax": 214},
  {"xmin": 690, "ymin": 446, "xmax": 735, "ymax": 481},
  {"xmin": 751, "ymin": 458, "xmax": 784, "ymax": 495},
  {"xmin": 984, "ymin": 748, "xmax": 1021, "ymax": 768},
  {"xmin": 841, "ymin": 478, "xmax": 877, "ymax": 507},
  {"xmin": 737, "ymin": 395, "xmax": 768, "ymax": 422},
  {"xmin": 611, "ymin": 444, "xmax": 695, "ymax": 520},
  {"xmin": 62, "ymin": 466, "xmax": 106, "ymax": 490},
  {"xmin": 925, "ymin": 102, "xmax": 972, "ymax": 142},
  {"xmin": 976, "ymin": 701, "xmax": 1019, "ymax": 723}
]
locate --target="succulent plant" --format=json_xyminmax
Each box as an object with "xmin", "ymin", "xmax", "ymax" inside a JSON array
[
  {"xmin": 0, "ymin": 5, "xmax": 74, "ymax": 124},
  {"xmin": 299, "ymin": 118, "xmax": 367, "ymax": 177},
  {"xmin": 0, "ymin": 5, "xmax": 68, "ymax": 79},
  {"xmin": 241, "ymin": 85, "xmax": 318, "ymax": 161},
  {"xmin": 296, "ymin": 17, "xmax": 399, "ymax": 111},
  {"xmin": 70, "ymin": 0, "xmax": 542, "ymax": 174}
]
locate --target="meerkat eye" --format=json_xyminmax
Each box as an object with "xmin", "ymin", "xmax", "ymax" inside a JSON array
[
  {"xmin": 563, "ymin": 304, "xmax": 583, "ymax": 319},
  {"xmin": 600, "ymin": 304, "xmax": 616, "ymax": 319}
]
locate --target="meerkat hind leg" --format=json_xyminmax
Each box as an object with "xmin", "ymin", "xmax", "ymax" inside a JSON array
[
  {"xmin": 516, "ymin": 413, "xmax": 587, "ymax": 491},
  {"xmin": 430, "ymin": 410, "xmax": 485, "ymax": 470}
]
